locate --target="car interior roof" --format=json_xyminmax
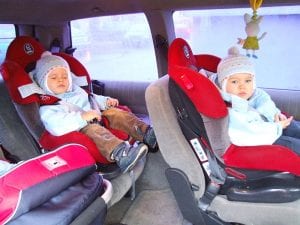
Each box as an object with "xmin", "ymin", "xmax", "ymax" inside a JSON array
[{"xmin": 0, "ymin": 0, "xmax": 299, "ymax": 25}]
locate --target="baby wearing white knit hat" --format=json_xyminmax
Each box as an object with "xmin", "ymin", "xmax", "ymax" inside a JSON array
[
  {"xmin": 34, "ymin": 51, "xmax": 73, "ymax": 94},
  {"xmin": 217, "ymin": 46, "xmax": 255, "ymax": 92}
]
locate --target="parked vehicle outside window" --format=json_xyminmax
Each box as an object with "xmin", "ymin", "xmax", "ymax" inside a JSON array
[
  {"xmin": 71, "ymin": 13, "xmax": 158, "ymax": 82},
  {"xmin": 173, "ymin": 6, "xmax": 300, "ymax": 90}
]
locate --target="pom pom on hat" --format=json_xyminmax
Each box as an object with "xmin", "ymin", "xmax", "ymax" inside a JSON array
[
  {"xmin": 228, "ymin": 46, "xmax": 240, "ymax": 56},
  {"xmin": 217, "ymin": 46, "xmax": 255, "ymax": 90},
  {"xmin": 34, "ymin": 51, "xmax": 72, "ymax": 94}
]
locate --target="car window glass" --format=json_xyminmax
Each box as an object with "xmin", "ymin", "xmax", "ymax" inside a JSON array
[
  {"xmin": 173, "ymin": 6, "xmax": 300, "ymax": 90},
  {"xmin": 71, "ymin": 13, "xmax": 158, "ymax": 82},
  {"xmin": 0, "ymin": 24, "xmax": 15, "ymax": 64}
]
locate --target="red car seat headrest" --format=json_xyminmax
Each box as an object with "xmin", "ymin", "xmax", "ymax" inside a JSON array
[
  {"xmin": 5, "ymin": 36, "xmax": 45, "ymax": 71},
  {"xmin": 168, "ymin": 38, "xmax": 227, "ymax": 118},
  {"xmin": 168, "ymin": 38, "xmax": 198, "ymax": 71}
]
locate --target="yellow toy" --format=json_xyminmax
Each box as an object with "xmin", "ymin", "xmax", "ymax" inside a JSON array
[{"xmin": 238, "ymin": 0, "xmax": 267, "ymax": 58}]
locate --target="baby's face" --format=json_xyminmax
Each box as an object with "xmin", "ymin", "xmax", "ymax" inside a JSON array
[
  {"xmin": 225, "ymin": 73, "xmax": 254, "ymax": 100},
  {"xmin": 46, "ymin": 67, "xmax": 70, "ymax": 95}
]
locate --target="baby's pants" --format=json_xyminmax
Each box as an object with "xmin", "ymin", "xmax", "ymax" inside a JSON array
[
  {"xmin": 274, "ymin": 120, "xmax": 300, "ymax": 155},
  {"xmin": 80, "ymin": 107, "xmax": 148, "ymax": 161}
]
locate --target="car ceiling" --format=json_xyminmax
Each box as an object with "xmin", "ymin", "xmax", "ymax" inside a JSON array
[{"xmin": 0, "ymin": 0, "xmax": 299, "ymax": 25}]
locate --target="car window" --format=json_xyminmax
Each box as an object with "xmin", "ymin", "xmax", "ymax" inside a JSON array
[
  {"xmin": 71, "ymin": 13, "xmax": 158, "ymax": 82},
  {"xmin": 0, "ymin": 24, "xmax": 15, "ymax": 64},
  {"xmin": 173, "ymin": 6, "xmax": 300, "ymax": 90}
]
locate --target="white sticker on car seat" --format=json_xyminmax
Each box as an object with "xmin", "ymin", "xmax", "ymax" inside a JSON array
[
  {"xmin": 41, "ymin": 156, "xmax": 67, "ymax": 170},
  {"xmin": 202, "ymin": 161, "xmax": 211, "ymax": 176},
  {"xmin": 190, "ymin": 138, "xmax": 208, "ymax": 162}
]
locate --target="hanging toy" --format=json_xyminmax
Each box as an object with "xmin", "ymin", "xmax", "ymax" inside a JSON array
[{"xmin": 238, "ymin": 0, "xmax": 267, "ymax": 58}]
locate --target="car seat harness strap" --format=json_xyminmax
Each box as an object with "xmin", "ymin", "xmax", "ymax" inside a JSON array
[
  {"xmin": 177, "ymin": 108, "xmax": 226, "ymax": 185},
  {"xmin": 176, "ymin": 107, "xmax": 226, "ymax": 210}
]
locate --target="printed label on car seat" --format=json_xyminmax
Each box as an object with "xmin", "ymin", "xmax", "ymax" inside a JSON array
[
  {"xmin": 190, "ymin": 138, "xmax": 208, "ymax": 162},
  {"xmin": 202, "ymin": 162, "xmax": 211, "ymax": 176},
  {"xmin": 41, "ymin": 156, "xmax": 67, "ymax": 170},
  {"xmin": 24, "ymin": 43, "xmax": 34, "ymax": 55},
  {"xmin": 190, "ymin": 138, "xmax": 211, "ymax": 176}
]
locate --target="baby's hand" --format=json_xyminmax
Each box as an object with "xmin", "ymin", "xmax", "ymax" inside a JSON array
[
  {"xmin": 275, "ymin": 113, "xmax": 287, "ymax": 121},
  {"xmin": 106, "ymin": 98, "xmax": 119, "ymax": 108},
  {"xmin": 81, "ymin": 110, "xmax": 101, "ymax": 122},
  {"xmin": 275, "ymin": 114, "xmax": 293, "ymax": 129}
]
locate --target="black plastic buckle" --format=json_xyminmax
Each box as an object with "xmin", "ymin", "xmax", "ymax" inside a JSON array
[{"xmin": 198, "ymin": 181, "xmax": 220, "ymax": 211}]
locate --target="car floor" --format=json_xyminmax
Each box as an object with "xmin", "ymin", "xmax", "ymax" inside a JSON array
[{"xmin": 105, "ymin": 151, "xmax": 192, "ymax": 225}]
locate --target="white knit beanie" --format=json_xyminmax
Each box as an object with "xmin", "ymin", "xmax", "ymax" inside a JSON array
[
  {"xmin": 34, "ymin": 51, "xmax": 72, "ymax": 94},
  {"xmin": 217, "ymin": 46, "xmax": 255, "ymax": 91}
]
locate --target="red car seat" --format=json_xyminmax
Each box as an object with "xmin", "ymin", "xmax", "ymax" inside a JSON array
[
  {"xmin": 168, "ymin": 38, "xmax": 300, "ymax": 178},
  {"xmin": 0, "ymin": 36, "xmax": 147, "ymax": 207},
  {"xmin": 145, "ymin": 38, "xmax": 300, "ymax": 225},
  {"xmin": 0, "ymin": 36, "xmax": 130, "ymax": 168}
]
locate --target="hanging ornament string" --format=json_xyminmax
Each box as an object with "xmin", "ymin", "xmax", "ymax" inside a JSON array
[{"xmin": 250, "ymin": 0, "xmax": 263, "ymax": 20}]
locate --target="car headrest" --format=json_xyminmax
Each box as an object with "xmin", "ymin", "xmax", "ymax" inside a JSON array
[
  {"xmin": 168, "ymin": 38, "xmax": 198, "ymax": 70},
  {"xmin": 168, "ymin": 38, "xmax": 227, "ymax": 118},
  {"xmin": 5, "ymin": 36, "xmax": 45, "ymax": 71},
  {"xmin": 168, "ymin": 37, "xmax": 221, "ymax": 73}
]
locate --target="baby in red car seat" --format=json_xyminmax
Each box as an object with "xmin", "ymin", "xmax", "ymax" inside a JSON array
[
  {"xmin": 216, "ymin": 46, "xmax": 300, "ymax": 155},
  {"xmin": 32, "ymin": 51, "xmax": 157, "ymax": 173}
]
